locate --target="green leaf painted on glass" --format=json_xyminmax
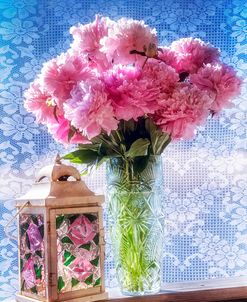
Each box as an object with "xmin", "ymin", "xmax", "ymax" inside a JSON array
[
  {"xmin": 25, "ymin": 253, "xmax": 31, "ymax": 260},
  {"xmin": 79, "ymin": 243, "xmax": 91, "ymax": 250},
  {"xmin": 84, "ymin": 213, "xmax": 97, "ymax": 222},
  {"xmin": 68, "ymin": 214, "xmax": 80, "ymax": 224},
  {"xmin": 38, "ymin": 225, "xmax": 44, "ymax": 238},
  {"xmin": 31, "ymin": 286, "xmax": 37, "ymax": 294},
  {"xmin": 90, "ymin": 256, "xmax": 99, "ymax": 267},
  {"xmin": 21, "ymin": 280, "xmax": 25, "ymax": 291},
  {"xmin": 94, "ymin": 278, "xmax": 101, "ymax": 287},
  {"xmin": 57, "ymin": 276, "xmax": 65, "ymax": 292},
  {"xmin": 84, "ymin": 274, "xmax": 93, "ymax": 285},
  {"xmin": 63, "ymin": 250, "xmax": 76, "ymax": 266},
  {"xmin": 31, "ymin": 215, "xmax": 39, "ymax": 226},
  {"xmin": 35, "ymin": 250, "xmax": 42, "ymax": 258},
  {"xmin": 35, "ymin": 265, "xmax": 42, "ymax": 279},
  {"xmin": 63, "ymin": 149, "xmax": 99, "ymax": 164},
  {"xmin": 125, "ymin": 138, "xmax": 150, "ymax": 158},
  {"xmin": 61, "ymin": 236, "xmax": 73, "ymax": 244},
  {"xmin": 56, "ymin": 215, "xmax": 65, "ymax": 229},
  {"xmin": 26, "ymin": 234, "xmax": 30, "ymax": 250},
  {"xmin": 20, "ymin": 259, "xmax": 23, "ymax": 271},
  {"xmin": 71, "ymin": 278, "xmax": 80, "ymax": 287},
  {"xmin": 93, "ymin": 233, "xmax": 99, "ymax": 245},
  {"xmin": 20, "ymin": 222, "xmax": 29, "ymax": 236}
]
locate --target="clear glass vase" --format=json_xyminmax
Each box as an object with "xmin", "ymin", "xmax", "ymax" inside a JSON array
[{"xmin": 106, "ymin": 156, "xmax": 164, "ymax": 296}]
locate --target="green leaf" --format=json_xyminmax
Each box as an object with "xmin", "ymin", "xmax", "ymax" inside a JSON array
[
  {"xmin": 93, "ymin": 233, "xmax": 99, "ymax": 245},
  {"xmin": 133, "ymin": 155, "xmax": 150, "ymax": 174},
  {"xmin": 35, "ymin": 250, "xmax": 42, "ymax": 258},
  {"xmin": 84, "ymin": 213, "xmax": 97, "ymax": 222},
  {"xmin": 25, "ymin": 253, "xmax": 31, "ymax": 260},
  {"xmin": 61, "ymin": 236, "xmax": 73, "ymax": 244},
  {"xmin": 79, "ymin": 243, "xmax": 91, "ymax": 251},
  {"xmin": 31, "ymin": 286, "xmax": 37, "ymax": 294},
  {"xmin": 71, "ymin": 278, "xmax": 80, "ymax": 287},
  {"xmin": 94, "ymin": 278, "xmax": 101, "ymax": 287},
  {"xmin": 146, "ymin": 119, "xmax": 171, "ymax": 155},
  {"xmin": 58, "ymin": 276, "xmax": 65, "ymax": 292},
  {"xmin": 63, "ymin": 149, "xmax": 99, "ymax": 164},
  {"xmin": 85, "ymin": 274, "xmax": 93, "ymax": 285},
  {"xmin": 35, "ymin": 265, "xmax": 42, "ymax": 279},
  {"xmin": 79, "ymin": 143, "xmax": 101, "ymax": 152},
  {"xmin": 125, "ymin": 138, "xmax": 150, "ymax": 158},
  {"xmin": 90, "ymin": 256, "xmax": 99, "ymax": 267},
  {"xmin": 63, "ymin": 250, "xmax": 76, "ymax": 266},
  {"xmin": 56, "ymin": 215, "xmax": 65, "ymax": 229}
]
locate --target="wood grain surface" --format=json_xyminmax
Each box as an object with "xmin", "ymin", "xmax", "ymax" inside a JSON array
[{"xmin": 101, "ymin": 287, "xmax": 247, "ymax": 302}]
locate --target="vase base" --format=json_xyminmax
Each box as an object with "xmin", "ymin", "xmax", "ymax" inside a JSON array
[{"xmin": 121, "ymin": 288, "xmax": 160, "ymax": 296}]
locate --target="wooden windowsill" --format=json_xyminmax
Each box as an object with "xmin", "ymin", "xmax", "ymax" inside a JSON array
[
  {"xmin": 102, "ymin": 278, "xmax": 247, "ymax": 302},
  {"xmin": 102, "ymin": 286, "xmax": 247, "ymax": 302}
]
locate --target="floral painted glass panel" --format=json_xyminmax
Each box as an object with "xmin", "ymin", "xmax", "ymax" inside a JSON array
[
  {"xmin": 56, "ymin": 213, "xmax": 101, "ymax": 293},
  {"xmin": 19, "ymin": 214, "xmax": 46, "ymax": 297}
]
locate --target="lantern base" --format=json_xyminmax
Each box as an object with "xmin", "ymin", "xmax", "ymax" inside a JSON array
[{"xmin": 16, "ymin": 292, "xmax": 108, "ymax": 302}]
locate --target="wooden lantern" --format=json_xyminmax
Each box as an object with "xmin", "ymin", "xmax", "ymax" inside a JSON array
[{"xmin": 15, "ymin": 156, "xmax": 108, "ymax": 302}]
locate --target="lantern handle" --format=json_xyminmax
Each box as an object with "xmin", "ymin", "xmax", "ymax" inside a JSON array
[{"xmin": 4, "ymin": 201, "xmax": 30, "ymax": 241}]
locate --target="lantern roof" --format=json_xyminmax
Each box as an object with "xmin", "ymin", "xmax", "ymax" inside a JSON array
[{"xmin": 16, "ymin": 155, "xmax": 104, "ymax": 207}]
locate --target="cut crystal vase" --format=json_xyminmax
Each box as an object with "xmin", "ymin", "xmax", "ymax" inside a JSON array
[{"xmin": 106, "ymin": 156, "xmax": 164, "ymax": 296}]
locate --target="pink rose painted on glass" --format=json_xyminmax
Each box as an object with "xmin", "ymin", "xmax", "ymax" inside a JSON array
[
  {"xmin": 69, "ymin": 257, "xmax": 93, "ymax": 282},
  {"xmin": 26, "ymin": 223, "xmax": 43, "ymax": 252},
  {"xmin": 22, "ymin": 258, "xmax": 36, "ymax": 289},
  {"xmin": 68, "ymin": 215, "xmax": 96, "ymax": 246}
]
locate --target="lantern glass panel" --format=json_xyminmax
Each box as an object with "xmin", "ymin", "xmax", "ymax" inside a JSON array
[
  {"xmin": 19, "ymin": 214, "xmax": 46, "ymax": 297},
  {"xmin": 56, "ymin": 212, "xmax": 101, "ymax": 293}
]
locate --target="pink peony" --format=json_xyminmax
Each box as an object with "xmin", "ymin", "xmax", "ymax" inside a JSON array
[
  {"xmin": 169, "ymin": 38, "xmax": 220, "ymax": 73},
  {"xmin": 191, "ymin": 63, "xmax": 242, "ymax": 112},
  {"xmin": 103, "ymin": 61, "xmax": 179, "ymax": 121},
  {"xmin": 64, "ymin": 79, "xmax": 118, "ymax": 139},
  {"xmin": 41, "ymin": 51, "xmax": 92, "ymax": 104},
  {"xmin": 152, "ymin": 83, "xmax": 212, "ymax": 140},
  {"xmin": 158, "ymin": 46, "xmax": 177, "ymax": 67},
  {"xmin": 68, "ymin": 257, "xmax": 93, "ymax": 282},
  {"xmin": 70, "ymin": 15, "xmax": 112, "ymax": 70},
  {"xmin": 67, "ymin": 215, "xmax": 96, "ymax": 246},
  {"xmin": 26, "ymin": 223, "xmax": 43, "ymax": 252},
  {"xmin": 24, "ymin": 79, "xmax": 58, "ymax": 124},
  {"xmin": 101, "ymin": 18, "xmax": 157, "ymax": 65},
  {"xmin": 47, "ymin": 116, "xmax": 89, "ymax": 145},
  {"xmin": 142, "ymin": 59, "xmax": 179, "ymax": 93},
  {"xmin": 21, "ymin": 258, "xmax": 36, "ymax": 289}
]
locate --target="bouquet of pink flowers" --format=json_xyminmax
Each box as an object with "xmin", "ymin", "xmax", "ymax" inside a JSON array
[{"xmin": 24, "ymin": 15, "xmax": 241, "ymax": 170}]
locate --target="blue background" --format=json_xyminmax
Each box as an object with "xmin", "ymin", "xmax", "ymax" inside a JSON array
[{"xmin": 0, "ymin": 0, "xmax": 246, "ymax": 300}]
